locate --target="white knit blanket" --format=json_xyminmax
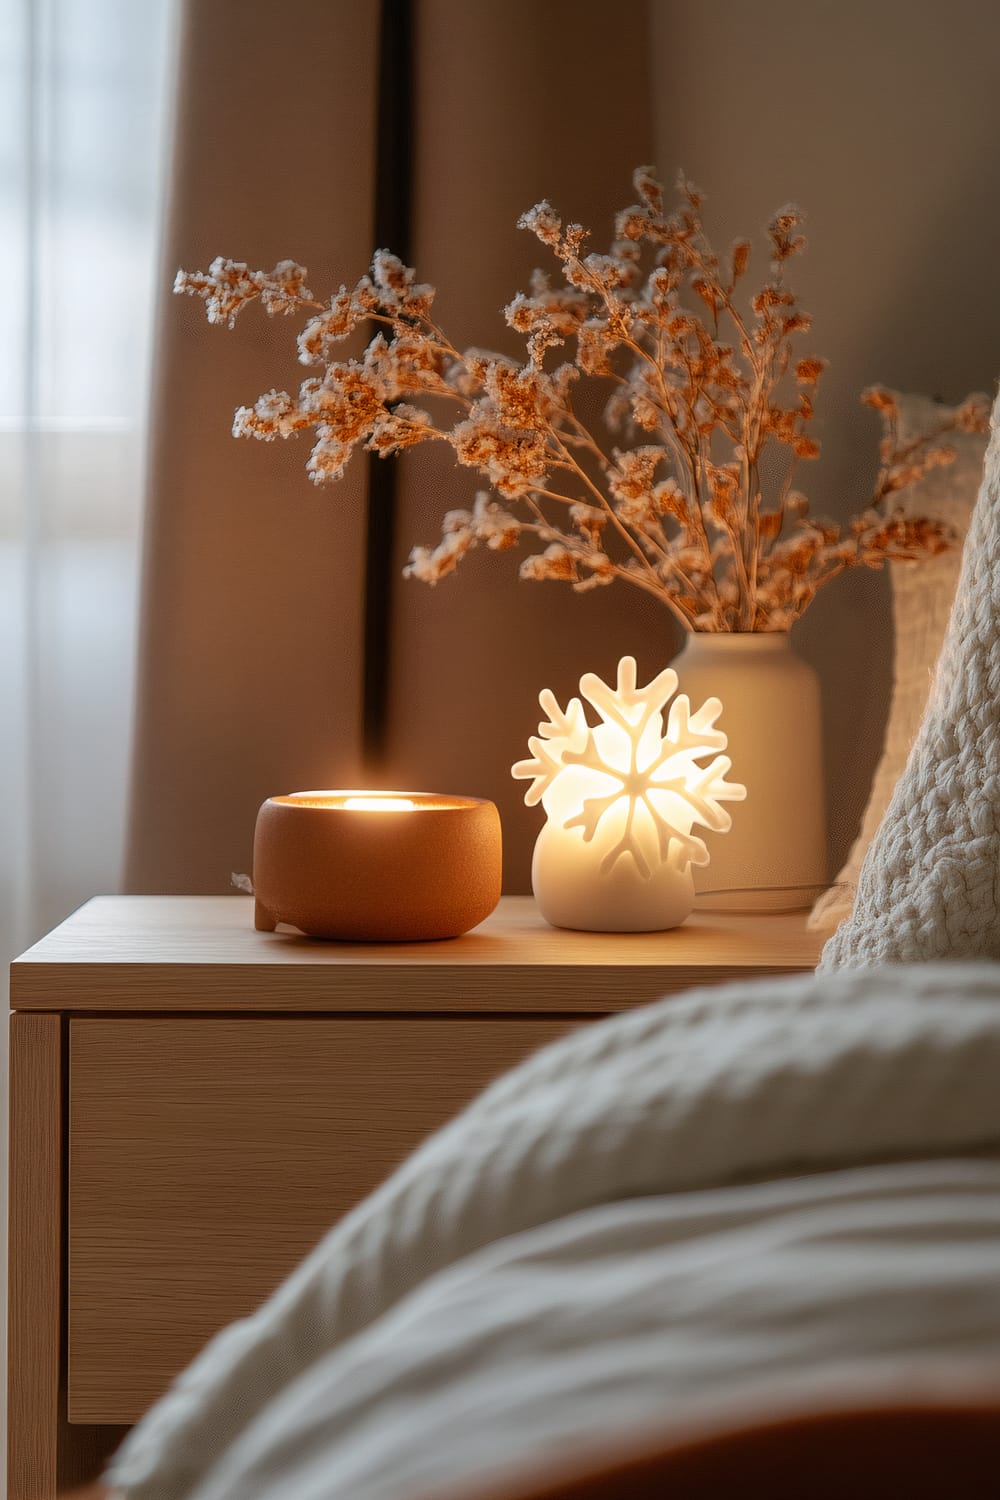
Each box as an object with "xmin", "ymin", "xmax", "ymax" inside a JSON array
[
  {"xmin": 820, "ymin": 389, "xmax": 1000, "ymax": 967},
  {"xmin": 108, "ymin": 964, "xmax": 1000, "ymax": 1500}
]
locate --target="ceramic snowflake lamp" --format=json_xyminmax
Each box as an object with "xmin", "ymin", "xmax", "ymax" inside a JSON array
[{"xmin": 512, "ymin": 657, "xmax": 746, "ymax": 932}]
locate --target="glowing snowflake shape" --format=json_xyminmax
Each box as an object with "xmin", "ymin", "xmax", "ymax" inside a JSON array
[{"xmin": 512, "ymin": 656, "xmax": 746, "ymax": 878}]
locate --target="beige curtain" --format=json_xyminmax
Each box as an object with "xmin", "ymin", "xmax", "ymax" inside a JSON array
[
  {"xmin": 125, "ymin": 0, "xmax": 662, "ymax": 894},
  {"xmin": 126, "ymin": 0, "xmax": 1000, "ymax": 896},
  {"xmin": 126, "ymin": 0, "xmax": 375, "ymax": 892}
]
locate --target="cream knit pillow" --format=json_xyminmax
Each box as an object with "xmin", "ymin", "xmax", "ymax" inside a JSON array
[
  {"xmin": 810, "ymin": 393, "xmax": 989, "ymax": 931},
  {"xmin": 819, "ymin": 388, "xmax": 1000, "ymax": 968}
]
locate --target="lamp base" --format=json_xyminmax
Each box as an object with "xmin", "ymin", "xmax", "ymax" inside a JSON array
[{"xmin": 531, "ymin": 823, "xmax": 695, "ymax": 933}]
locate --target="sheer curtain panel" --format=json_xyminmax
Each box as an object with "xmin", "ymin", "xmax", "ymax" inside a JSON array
[{"xmin": 1, "ymin": 0, "xmax": 177, "ymax": 969}]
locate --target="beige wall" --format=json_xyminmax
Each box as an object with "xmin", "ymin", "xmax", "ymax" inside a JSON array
[{"xmin": 649, "ymin": 0, "xmax": 1000, "ymax": 865}]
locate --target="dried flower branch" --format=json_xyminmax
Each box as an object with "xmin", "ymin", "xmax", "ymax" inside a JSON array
[{"xmin": 175, "ymin": 172, "xmax": 990, "ymax": 631}]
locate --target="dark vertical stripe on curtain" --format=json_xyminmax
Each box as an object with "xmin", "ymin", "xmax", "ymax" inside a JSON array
[{"xmin": 364, "ymin": 0, "xmax": 414, "ymax": 767}]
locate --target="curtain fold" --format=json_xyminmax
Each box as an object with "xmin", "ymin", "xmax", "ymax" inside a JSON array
[
  {"xmin": 2, "ymin": 0, "xmax": 175, "ymax": 960},
  {"xmin": 124, "ymin": 0, "xmax": 377, "ymax": 894}
]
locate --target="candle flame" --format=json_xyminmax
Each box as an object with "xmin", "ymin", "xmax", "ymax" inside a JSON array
[{"xmin": 343, "ymin": 796, "xmax": 417, "ymax": 812}]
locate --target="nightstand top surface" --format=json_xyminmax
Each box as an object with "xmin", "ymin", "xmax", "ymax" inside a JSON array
[{"xmin": 10, "ymin": 895, "xmax": 822, "ymax": 1013}]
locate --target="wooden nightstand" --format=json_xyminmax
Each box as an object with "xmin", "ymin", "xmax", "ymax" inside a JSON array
[{"xmin": 7, "ymin": 894, "xmax": 821, "ymax": 1499}]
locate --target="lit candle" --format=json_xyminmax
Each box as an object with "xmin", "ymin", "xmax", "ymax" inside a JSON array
[
  {"xmin": 512, "ymin": 657, "xmax": 745, "ymax": 932},
  {"xmin": 253, "ymin": 791, "xmax": 501, "ymax": 942}
]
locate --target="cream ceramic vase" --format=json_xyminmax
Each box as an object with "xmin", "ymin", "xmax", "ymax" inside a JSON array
[{"xmin": 672, "ymin": 632, "xmax": 827, "ymax": 912}]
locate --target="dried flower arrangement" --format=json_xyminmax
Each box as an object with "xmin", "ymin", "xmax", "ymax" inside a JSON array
[{"xmin": 176, "ymin": 169, "xmax": 989, "ymax": 632}]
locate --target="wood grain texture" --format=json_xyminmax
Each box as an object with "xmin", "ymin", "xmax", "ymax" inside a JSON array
[
  {"xmin": 12, "ymin": 896, "xmax": 822, "ymax": 1012},
  {"xmin": 55, "ymin": 1421, "xmax": 128, "ymax": 1498},
  {"xmin": 68, "ymin": 1014, "xmax": 576, "ymax": 1423},
  {"xmin": 8, "ymin": 1013, "xmax": 62, "ymax": 1500}
]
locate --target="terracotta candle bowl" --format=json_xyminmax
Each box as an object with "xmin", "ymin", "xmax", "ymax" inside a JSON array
[{"xmin": 252, "ymin": 790, "xmax": 502, "ymax": 942}]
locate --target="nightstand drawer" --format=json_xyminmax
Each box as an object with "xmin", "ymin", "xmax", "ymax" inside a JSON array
[{"xmin": 68, "ymin": 1014, "xmax": 576, "ymax": 1424}]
